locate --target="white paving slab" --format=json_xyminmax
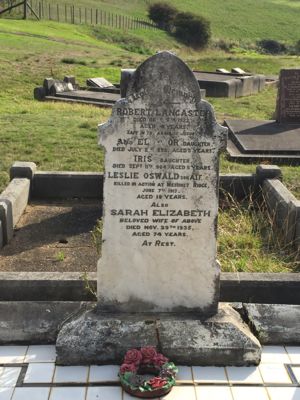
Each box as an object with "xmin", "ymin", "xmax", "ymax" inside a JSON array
[
  {"xmin": 0, "ymin": 388, "xmax": 14, "ymax": 400},
  {"xmin": 231, "ymin": 386, "xmax": 269, "ymax": 400},
  {"xmin": 261, "ymin": 346, "xmax": 290, "ymax": 364},
  {"xmin": 88, "ymin": 365, "xmax": 119, "ymax": 382},
  {"xmin": 226, "ymin": 366, "xmax": 263, "ymax": 384},
  {"xmin": 0, "ymin": 347, "xmax": 27, "ymax": 364},
  {"xmin": 24, "ymin": 363, "xmax": 55, "ymax": 384},
  {"xmin": 86, "ymin": 387, "xmax": 122, "ymax": 400},
  {"xmin": 53, "ymin": 366, "xmax": 89, "ymax": 383},
  {"xmin": 163, "ymin": 386, "xmax": 196, "ymax": 400},
  {"xmin": 12, "ymin": 387, "xmax": 50, "ymax": 400},
  {"xmin": 259, "ymin": 363, "xmax": 291, "ymax": 384},
  {"xmin": 25, "ymin": 345, "xmax": 56, "ymax": 363},
  {"xmin": 196, "ymin": 386, "xmax": 233, "ymax": 400},
  {"xmin": 49, "ymin": 387, "xmax": 86, "ymax": 400},
  {"xmin": 285, "ymin": 346, "xmax": 300, "ymax": 363},
  {"xmin": 0, "ymin": 368, "xmax": 21, "ymax": 387},
  {"xmin": 176, "ymin": 366, "xmax": 193, "ymax": 381},
  {"xmin": 267, "ymin": 387, "xmax": 300, "ymax": 400},
  {"xmin": 193, "ymin": 366, "xmax": 228, "ymax": 383}
]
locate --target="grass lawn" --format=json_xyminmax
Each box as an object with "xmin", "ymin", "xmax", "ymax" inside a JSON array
[{"xmin": 0, "ymin": 18, "xmax": 299, "ymax": 273}]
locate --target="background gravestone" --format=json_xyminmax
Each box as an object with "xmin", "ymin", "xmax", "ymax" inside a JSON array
[
  {"xmin": 98, "ymin": 51, "xmax": 227, "ymax": 316},
  {"xmin": 276, "ymin": 69, "xmax": 300, "ymax": 124}
]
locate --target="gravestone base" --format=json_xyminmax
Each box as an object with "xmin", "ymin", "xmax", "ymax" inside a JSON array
[{"xmin": 56, "ymin": 303, "xmax": 261, "ymax": 366}]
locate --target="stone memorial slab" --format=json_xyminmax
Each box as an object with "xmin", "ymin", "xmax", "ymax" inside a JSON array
[
  {"xmin": 276, "ymin": 69, "xmax": 300, "ymax": 124},
  {"xmin": 226, "ymin": 120, "xmax": 300, "ymax": 153},
  {"xmin": 86, "ymin": 77, "xmax": 114, "ymax": 88},
  {"xmin": 232, "ymin": 67, "xmax": 246, "ymax": 74},
  {"xmin": 54, "ymin": 90, "xmax": 119, "ymax": 104},
  {"xmin": 216, "ymin": 68, "xmax": 230, "ymax": 74},
  {"xmin": 98, "ymin": 51, "xmax": 227, "ymax": 315},
  {"xmin": 49, "ymin": 81, "xmax": 74, "ymax": 95}
]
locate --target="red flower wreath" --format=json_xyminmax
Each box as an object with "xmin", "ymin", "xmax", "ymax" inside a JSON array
[{"xmin": 119, "ymin": 347, "xmax": 177, "ymax": 398}]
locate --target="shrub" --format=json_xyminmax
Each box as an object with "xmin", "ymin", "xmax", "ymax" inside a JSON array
[
  {"xmin": 61, "ymin": 58, "xmax": 87, "ymax": 65},
  {"xmin": 257, "ymin": 39, "xmax": 286, "ymax": 54},
  {"xmin": 173, "ymin": 12, "xmax": 211, "ymax": 49},
  {"xmin": 148, "ymin": 2, "xmax": 177, "ymax": 30}
]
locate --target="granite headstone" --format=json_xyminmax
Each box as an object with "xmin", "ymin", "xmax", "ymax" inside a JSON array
[{"xmin": 276, "ymin": 69, "xmax": 300, "ymax": 124}]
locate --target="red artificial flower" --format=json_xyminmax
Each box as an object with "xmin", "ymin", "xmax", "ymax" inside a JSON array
[
  {"xmin": 120, "ymin": 363, "xmax": 137, "ymax": 374},
  {"xmin": 153, "ymin": 353, "xmax": 169, "ymax": 366},
  {"xmin": 124, "ymin": 349, "xmax": 143, "ymax": 366},
  {"xmin": 141, "ymin": 347, "xmax": 157, "ymax": 364},
  {"xmin": 148, "ymin": 377, "xmax": 168, "ymax": 389}
]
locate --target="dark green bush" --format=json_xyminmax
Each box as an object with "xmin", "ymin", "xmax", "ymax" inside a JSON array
[
  {"xmin": 257, "ymin": 39, "xmax": 286, "ymax": 54},
  {"xmin": 173, "ymin": 12, "xmax": 211, "ymax": 48},
  {"xmin": 148, "ymin": 2, "xmax": 177, "ymax": 30}
]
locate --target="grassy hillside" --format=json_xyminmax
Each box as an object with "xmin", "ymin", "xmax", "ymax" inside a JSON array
[{"xmin": 42, "ymin": 0, "xmax": 300, "ymax": 42}]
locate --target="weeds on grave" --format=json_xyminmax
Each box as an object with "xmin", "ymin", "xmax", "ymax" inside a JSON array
[
  {"xmin": 218, "ymin": 190, "xmax": 300, "ymax": 273},
  {"xmin": 80, "ymin": 271, "xmax": 97, "ymax": 300},
  {"xmin": 56, "ymin": 251, "xmax": 65, "ymax": 262},
  {"xmin": 92, "ymin": 219, "xmax": 103, "ymax": 256}
]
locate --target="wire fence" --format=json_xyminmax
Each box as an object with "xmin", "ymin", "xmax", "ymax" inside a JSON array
[{"xmin": 0, "ymin": 0, "xmax": 159, "ymax": 30}]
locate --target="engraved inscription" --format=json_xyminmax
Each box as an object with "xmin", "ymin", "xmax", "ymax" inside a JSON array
[{"xmin": 277, "ymin": 69, "xmax": 300, "ymax": 123}]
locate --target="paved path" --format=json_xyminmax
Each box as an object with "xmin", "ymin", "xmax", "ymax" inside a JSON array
[{"xmin": 0, "ymin": 345, "xmax": 300, "ymax": 399}]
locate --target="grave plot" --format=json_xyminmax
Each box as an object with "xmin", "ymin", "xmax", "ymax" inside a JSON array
[
  {"xmin": 120, "ymin": 68, "xmax": 268, "ymax": 98},
  {"xmin": 34, "ymin": 76, "xmax": 120, "ymax": 108},
  {"xmin": 225, "ymin": 69, "xmax": 300, "ymax": 162},
  {"xmin": 193, "ymin": 70, "xmax": 266, "ymax": 98},
  {"xmin": 0, "ymin": 200, "xmax": 100, "ymax": 273}
]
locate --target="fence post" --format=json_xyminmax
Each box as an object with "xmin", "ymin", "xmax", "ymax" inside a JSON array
[
  {"xmin": 85, "ymin": 7, "xmax": 87, "ymax": 23},
  {"xmin": 96, "ymin": 9, "xmax": 98, "ymax": 24},
  {"xmin": 48, "ymin": 3, "xmax": 51, "ymax": 20},
  {"xmin": 57, "ymin": 4, "xmax": 59, "ymax": 22},
  {"xmin": 79, "ymin": 7, "xmax": 81, "ymax": 23},
  {"xmin": 23, "ymin": 0, "xmax": 27, "ymax": 19},
  {"xmin": 38, "ymin": 1, "xmax": 41, "ymax": 19},
  {"xmin": 90, "ymin": 7, "xmax": 92, "ymax": 24}
]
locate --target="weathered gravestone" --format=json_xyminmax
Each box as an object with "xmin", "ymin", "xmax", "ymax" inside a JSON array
[
  {"xmin": 56, "ymin": 52, "xmax": 261, "ymax": 366},
  {"xmin": 99, "ymin": 53, "xmax": 226, "ymax": 315},
  {"xmin": 276, "ymin": 69, "xmax": 300, "ymax": 124}
]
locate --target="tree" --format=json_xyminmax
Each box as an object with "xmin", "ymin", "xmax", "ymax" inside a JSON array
[
  {"xmin": 148, "ymin": 2, "xmax": 177, "ymax": 31},
  {"xmin": 173, "ymin": 12, "xmax": 211, "ymax": 49}
]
